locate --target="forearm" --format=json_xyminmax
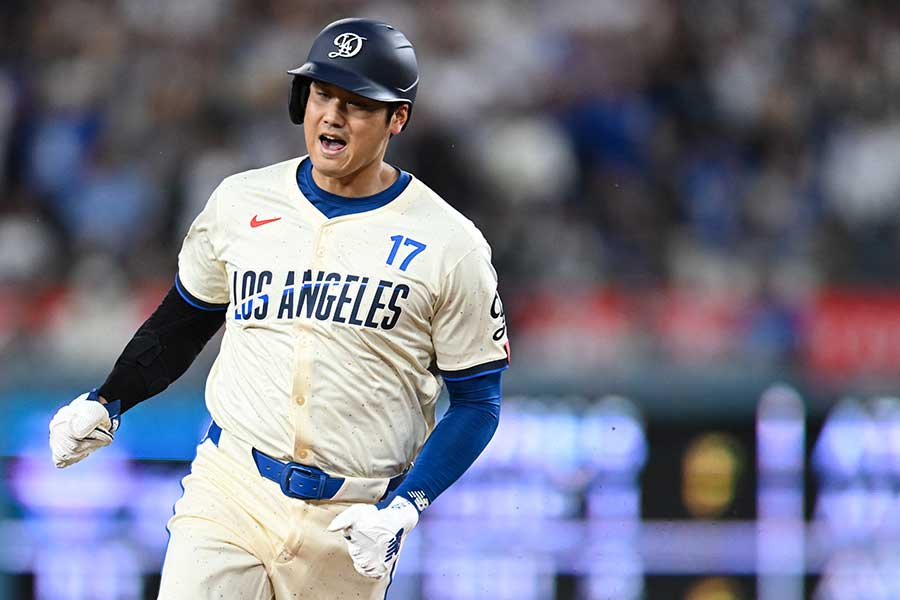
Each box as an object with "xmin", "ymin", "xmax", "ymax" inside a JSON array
[
  {"xmin": 98, "ymin": 281, "xmax": 225, "ymax": 413},
  {"xmin": 391, "ymin": 371, "xmax": 502, "ymax": 511}
]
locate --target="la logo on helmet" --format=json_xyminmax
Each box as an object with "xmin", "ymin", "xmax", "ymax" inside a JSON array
[{"xmin": 329, "ymin": 33, "xmax": 367, "ymax": 59}]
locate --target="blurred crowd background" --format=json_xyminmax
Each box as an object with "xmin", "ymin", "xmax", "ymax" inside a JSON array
[{"xmin": 1, "ymin": 0, "xmax": 900, "ymax": 385}]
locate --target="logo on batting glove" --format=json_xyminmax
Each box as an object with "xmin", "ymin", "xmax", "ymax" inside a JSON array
[{"xmin": 385, "ymin": 528, "xmax": 403, "ymax": 564}]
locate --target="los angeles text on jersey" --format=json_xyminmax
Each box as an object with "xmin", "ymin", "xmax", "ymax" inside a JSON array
[{"xmin": 231, "ymin": 269, "xmax": 410, "ymax": 330}]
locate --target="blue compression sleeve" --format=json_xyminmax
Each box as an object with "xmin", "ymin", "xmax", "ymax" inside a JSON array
[{"xmin": 387, "ymin": 370, "xmax": 502, "ymax": 512}]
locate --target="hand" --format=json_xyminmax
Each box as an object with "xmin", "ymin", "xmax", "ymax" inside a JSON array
[
  {"xmin": 49, "ymin": 390, "xmax": 120, "ymax": 468},
  {"xmin": 327, "ymin": 496, "xmax": 419, "ymax": 579}
]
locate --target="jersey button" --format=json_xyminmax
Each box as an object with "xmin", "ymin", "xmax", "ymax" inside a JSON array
[
  {"xmin": 297, "ymin": 449, "xmax": 309, "ymax": 460},
  {"xmin": 295, "ymin": 397, "xmax": 305, "ymax": 406},
  {"xmin": 316, "ymin": 248, "xmax": 326, "ymax": 257}
]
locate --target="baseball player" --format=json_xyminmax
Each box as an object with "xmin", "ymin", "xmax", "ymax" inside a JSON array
[{"xmin": 47, "ymin": 17, "xmax": 509, "ymax": 599}]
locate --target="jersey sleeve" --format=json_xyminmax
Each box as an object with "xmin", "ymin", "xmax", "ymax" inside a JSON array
[
  {"xmin": 176, "ymin": 188, "xmax": 230, "ymax": 308},
  {"xmin": 432, "ymin": 244, "xmax": 510, "ymax": 381}
]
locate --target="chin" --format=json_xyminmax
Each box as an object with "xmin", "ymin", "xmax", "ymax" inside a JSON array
[{"xmin": 309, "ymin": 153, "xmax": 349, "ymax": 176}]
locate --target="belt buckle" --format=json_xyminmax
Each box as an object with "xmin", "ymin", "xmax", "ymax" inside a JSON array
[{"xmin": 279, "ymin": 462, "xmax": 328, "ymax": 499}]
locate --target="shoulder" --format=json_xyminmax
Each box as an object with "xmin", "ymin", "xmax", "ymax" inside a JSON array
[
  {"xmin": 196, "ymin": 156, "xmax": 304, "ymax": 234},
  {"xmin": 216, "ymin": 156, "xmax": 304, "ymax": 198},
  {"xmin": 403, "ymin": 176, "xmax": 491, "ymax": 257}
]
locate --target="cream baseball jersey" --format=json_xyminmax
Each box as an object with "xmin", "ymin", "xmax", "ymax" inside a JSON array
[{"xmin": 177, "ymin": 156, "xmax": 509, "ymax": 480}]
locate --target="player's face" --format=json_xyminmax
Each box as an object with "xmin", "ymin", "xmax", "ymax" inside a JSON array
[{"xmin": 304, "ymin": 81, "xmax": 408, "ymax": 185}]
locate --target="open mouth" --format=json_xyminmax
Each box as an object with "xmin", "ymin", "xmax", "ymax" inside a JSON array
[{"xmin": 319, "ymin": 134, "xmax": 347, "ymax": 154}]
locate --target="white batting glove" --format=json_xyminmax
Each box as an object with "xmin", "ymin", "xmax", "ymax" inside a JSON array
[
  {"xmin": 327, "ymin": 496, "xmax": 419, "ymax": 579},
  {"xmin": 49, "ymin": 390, "xmax": 120, "ymax": 468}
]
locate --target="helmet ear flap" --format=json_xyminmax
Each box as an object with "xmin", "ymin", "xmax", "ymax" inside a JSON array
[{"xmin": 289, "ymin": 77, "xmax": 310, "ymax": 125}]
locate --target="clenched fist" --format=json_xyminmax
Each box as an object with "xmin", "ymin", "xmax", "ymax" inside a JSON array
[
  {"xmin": 49, "ymin": 390, "xmax": 120, "ymax": 468},
  {"xmin": 327, "ymin": 496, "xmax": 419, "ymax": 579}
]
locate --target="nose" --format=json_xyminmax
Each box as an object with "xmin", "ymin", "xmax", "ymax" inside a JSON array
[{"xmin": 322, "ymin": 99, "xmax": 346, "ymax": 128}]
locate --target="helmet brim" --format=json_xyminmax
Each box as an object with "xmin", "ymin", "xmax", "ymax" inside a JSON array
[{"xmin": 287, "ymin": 62, "xmax": 416, "ymax": 105}]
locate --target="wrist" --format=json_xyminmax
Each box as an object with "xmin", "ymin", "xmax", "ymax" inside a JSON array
[
  {"xmin": 88, "ymin": 388, "xmax": 122, "ymax": 425},
  {"xmin": 387, "ymin": 495, "xmax": 420, "ymax": 529},
  {"xmin": 397, "ymin": 488, "xmax": 431, "ymax": 513}
]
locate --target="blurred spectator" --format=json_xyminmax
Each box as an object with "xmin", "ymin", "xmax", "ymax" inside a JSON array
[{"xmin": 3, "ymin": 0, "xmax": 900, "ymax": 377}]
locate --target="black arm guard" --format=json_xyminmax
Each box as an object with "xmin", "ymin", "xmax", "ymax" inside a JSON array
[{"xmin": 98, "ymin": 284, "xmax": 225, "ymax": 413}]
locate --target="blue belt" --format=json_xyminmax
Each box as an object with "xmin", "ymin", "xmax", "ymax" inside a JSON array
[{"xmin": 206, "ymin": 421, "xmax": 406, "ymax": 501}]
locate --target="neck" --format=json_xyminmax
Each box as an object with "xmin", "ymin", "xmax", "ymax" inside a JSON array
[{"xmin": 311, "ymin": 159, "xmax": 398, "ymax": 198}]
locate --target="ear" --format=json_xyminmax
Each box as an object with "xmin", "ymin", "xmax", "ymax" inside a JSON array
[{"xmin": 390, "ymin": 104, "xmax": 409, "ymax": 135}]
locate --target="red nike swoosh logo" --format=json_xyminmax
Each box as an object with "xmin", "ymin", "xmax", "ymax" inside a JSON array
[{"xmin": 250, "ymin": 215, "xmax": 282, "ymax": 228}]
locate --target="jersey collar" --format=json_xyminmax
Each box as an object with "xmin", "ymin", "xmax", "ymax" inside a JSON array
[{"xmin": 296, "ymin": 157, "xmax": 412, "ymax": 219}]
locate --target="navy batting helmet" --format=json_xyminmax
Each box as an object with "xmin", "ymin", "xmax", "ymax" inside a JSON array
[{"xmin": 288, "ymin": 18, "xmax": 418, "ymax": 129}]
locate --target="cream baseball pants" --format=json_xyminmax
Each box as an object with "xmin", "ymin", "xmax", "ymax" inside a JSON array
[{"xmin": 157, "ymin": 428, "xmax": 399, "ymax": 599}]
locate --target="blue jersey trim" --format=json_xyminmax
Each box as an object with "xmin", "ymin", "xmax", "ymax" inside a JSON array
[
  {"xmin": 297, "ymin": 157, "xmax": 411, "ymax": 218},
  {"xmin": 441, "ymin": 358, "xmax": 510, "ymax": 382},
  {"xmin": 174, "ymin": 274, "xmax": 228, "ymax": 311}
]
